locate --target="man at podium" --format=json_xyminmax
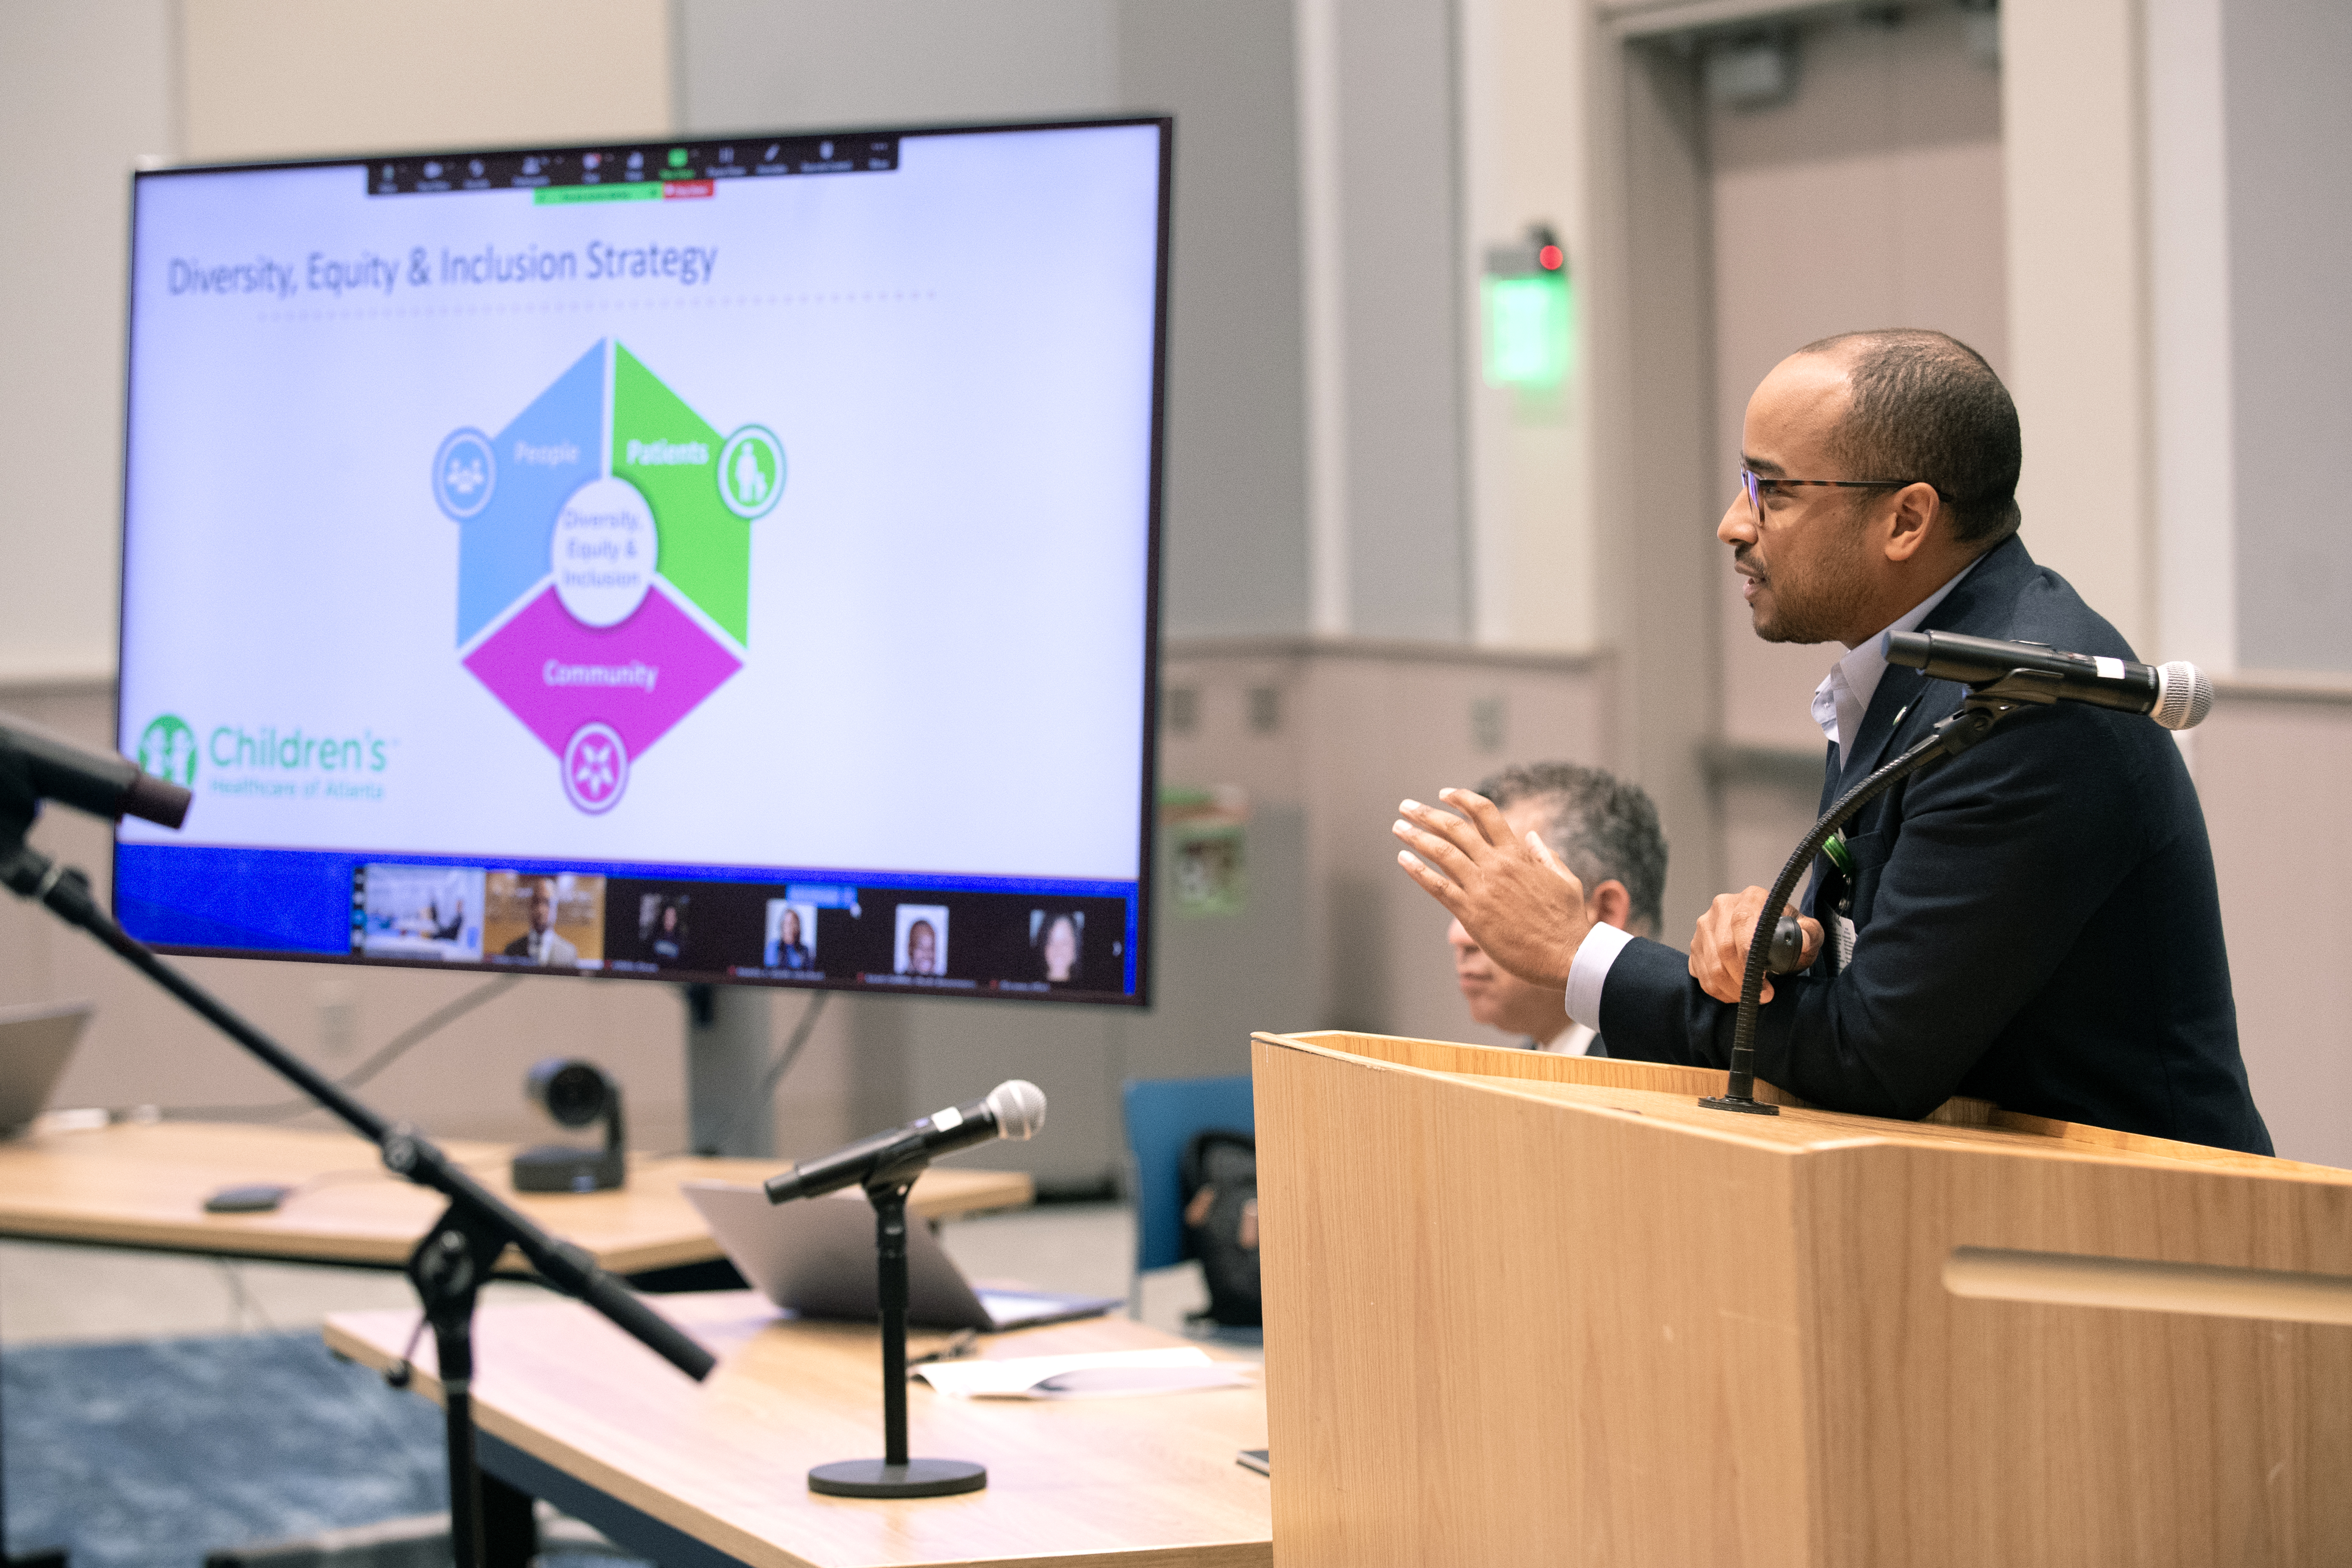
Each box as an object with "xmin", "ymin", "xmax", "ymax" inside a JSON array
[{"xmin": 1395, "ymin": 329, "xmax": 2271, "ymax": 1154}]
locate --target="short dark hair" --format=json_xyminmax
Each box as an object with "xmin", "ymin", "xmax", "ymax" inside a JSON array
[
  {"xmin": 1800, "ymin": 328, "xmax": 2022, "ymax": 547},
  {"xmin": 1472, "ymin": 762, "xmax": 1667, "ymax": 936}
]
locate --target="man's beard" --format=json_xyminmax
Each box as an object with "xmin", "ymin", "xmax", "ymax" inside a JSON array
[{"xmin": 1748, "ymin": 518, "xmax": 1875, "ymax": 645}]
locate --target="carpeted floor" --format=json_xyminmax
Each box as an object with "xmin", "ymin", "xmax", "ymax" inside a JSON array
[{"xmin": 2, "ymin": 1329, "xmax": 585, "ymax": 1568}]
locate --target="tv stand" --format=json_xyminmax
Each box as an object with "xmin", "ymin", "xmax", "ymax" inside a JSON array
[{"xmin": 681, "ymin": 983, "xmax": 774, "ymax": 1157}]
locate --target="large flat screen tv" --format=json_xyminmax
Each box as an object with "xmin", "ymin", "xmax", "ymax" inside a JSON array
[{"xmin": 114, "ymin": 120, "xmax": 1168, "ymax": 1005}]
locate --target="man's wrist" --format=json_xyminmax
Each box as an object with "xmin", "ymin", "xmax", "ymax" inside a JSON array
[{"xmin": 1564, "ymin": 923, "xmax": 1639, "ymax": 1029}]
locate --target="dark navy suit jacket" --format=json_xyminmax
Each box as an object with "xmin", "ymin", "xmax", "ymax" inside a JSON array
[{"xmin": 1599, "ymin": 536, "xmax": 2272, "ymax": 1154}]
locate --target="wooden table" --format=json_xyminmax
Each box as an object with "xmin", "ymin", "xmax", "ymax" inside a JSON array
[
  {"xmin": 0, "ymin": 1120, "xmax": 1034, "ymax": 1275},
  {"xmin": 327, "ymin": 1290, "xmax": 1271, "ymax": 1568}
]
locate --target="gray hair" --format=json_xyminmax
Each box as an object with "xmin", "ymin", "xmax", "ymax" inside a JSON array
[{"xmin": 1472, "ymin": 762, "xmax": 1668, "ymax": 936}]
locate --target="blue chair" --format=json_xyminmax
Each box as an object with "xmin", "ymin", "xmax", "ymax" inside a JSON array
[{"xmin": 1120, "ymin": 1074, "xmax": 1255, "ymax": 1318}]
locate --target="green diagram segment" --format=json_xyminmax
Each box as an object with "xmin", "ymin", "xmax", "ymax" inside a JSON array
[{"xmin": 614, "ymin": 345, "xmax": 762, "ymax": 645}]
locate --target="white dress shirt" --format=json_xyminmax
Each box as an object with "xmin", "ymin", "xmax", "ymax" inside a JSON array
[
  {"xmin": 1808, "ymin": 559, "xmax": 1978, "ymax": 768},
  {"xmin": 1539, "ymin": 1020, "xmax": 1598, "ymax": 1056},
  {"xmin": 1560, "ymin": 558, "xmax": 1981, "ymax": 1032}
]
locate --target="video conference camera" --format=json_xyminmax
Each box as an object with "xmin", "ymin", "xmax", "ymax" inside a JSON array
[{"xmin": 512, "ymin": 1057, "xmax": 626, "ymax": 1192}]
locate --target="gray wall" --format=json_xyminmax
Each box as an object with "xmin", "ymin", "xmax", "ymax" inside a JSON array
[
  {"xmin": 0, "ymin": 1, "xmax": 173, "ymax": 681},
  {"xmin": 1119, "ymin": 4, "xmax": 1313, "ymax": 638},
  {"xmin": 1331, "ymin": 0, "xmax": 1471, "ymax": 641},
  {"xmin": 2227, "ymin": 0, "xmax": 2352, "ymax": 672}
]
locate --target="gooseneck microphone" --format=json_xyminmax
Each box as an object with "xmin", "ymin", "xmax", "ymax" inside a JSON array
[
  {"xmin": 1883, "ymin": 631, "xmax": 2213, "ymax": 731},
  {"xmin": 1, "ymin": 712, "xmax": 193, "ymax": 828},
  {"xmin": 1705, "ymin": 629, "xmax": 2215, "ymax": 1119},
  {"xmin": 765, "ymin": 1080, "xmax": 1047, "ymax": 1203}
]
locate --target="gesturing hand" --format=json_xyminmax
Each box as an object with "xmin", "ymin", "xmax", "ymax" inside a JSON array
[
  {"xmin": 1392, "ymin": 789, "xmax": 1592, "ymax": 989},
  {"xmin": 1689, "ymin": 887, "xmax": 1823, "ymax": 1004}
]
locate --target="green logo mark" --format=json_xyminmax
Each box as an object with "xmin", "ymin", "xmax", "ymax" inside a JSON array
[{"xmin": 137, "ymin": 714, "xmax": 199, "ymax": 787}]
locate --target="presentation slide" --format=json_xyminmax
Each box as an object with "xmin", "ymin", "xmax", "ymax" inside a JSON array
[{"xmin": 114, "ymin": 125, "xmax": 1164, "ymax": 999}]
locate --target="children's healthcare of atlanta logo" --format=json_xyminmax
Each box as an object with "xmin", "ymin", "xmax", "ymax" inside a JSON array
[
  {"xmin": 440, "ymin": 339, "xmax": 779, "ymax": 814},
  {"xmin": 136, "ymin": 713, "xmax": 199, "ymax": 788}
]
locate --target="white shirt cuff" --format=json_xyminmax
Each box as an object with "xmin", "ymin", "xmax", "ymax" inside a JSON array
[{"xmin": 1563, "ymin": 923, "xmax": 1637, "ymax": 1030}]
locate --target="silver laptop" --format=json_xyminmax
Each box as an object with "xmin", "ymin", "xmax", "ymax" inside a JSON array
[
  {"xmin": 0, "ymin": 999, "xmax": 93, "ymax": 1134},
  {"xmin": 683, "ymin": 1180, "xmax": 1121, "ymax": 1332}
]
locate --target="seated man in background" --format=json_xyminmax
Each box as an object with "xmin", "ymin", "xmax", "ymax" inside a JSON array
[{"xmin": 1446, "ymin": 763, "xmax": 1666, "ymax": 1057}]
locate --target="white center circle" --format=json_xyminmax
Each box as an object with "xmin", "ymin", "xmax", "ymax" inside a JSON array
[{"xmin": 551, "ymin": 476, "xmax": 658, "ymax": 628}]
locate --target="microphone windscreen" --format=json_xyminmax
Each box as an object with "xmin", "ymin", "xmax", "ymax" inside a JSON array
[
  {"xmin": 122, "ymin": 768, "xmax": 193, "ymax": 829},
  {"xmin": 2153, "ymin": 662, "xmax": 2213, "ymax": 731},
  {"xmin": 986, "ymin": 1079, "xmax": 1048, "ymax": 1140}
]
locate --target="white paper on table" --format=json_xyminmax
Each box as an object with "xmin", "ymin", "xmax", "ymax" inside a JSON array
[{"xmin": 914, "ymin": 1346, "xmax": 1250, "ymax": 1399}]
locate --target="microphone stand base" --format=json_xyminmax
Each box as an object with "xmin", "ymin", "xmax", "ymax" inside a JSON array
[
  {"xmin": 1698, "ymin": 1095, "xmax": 1779, "ymax": 1116},
  {"xmin": 808, "ymin": 1458, "xmax": 988, "ymax": 1498}
]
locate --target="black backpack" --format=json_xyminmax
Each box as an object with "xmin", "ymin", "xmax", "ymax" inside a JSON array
[{"xmin": 1179, "ymin": 1129, "xmax": 1260, "ymax": 1327}]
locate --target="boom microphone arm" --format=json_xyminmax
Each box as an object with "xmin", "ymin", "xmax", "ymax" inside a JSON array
[{"xmin": 0, "ymin": 733, "xmax": 712, "ymax": 1568}]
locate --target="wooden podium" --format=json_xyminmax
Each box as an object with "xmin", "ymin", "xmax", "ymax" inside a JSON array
[{"xmin": 1252, "ymin": 1030, "xmax": 2352, "ymax": 1567}]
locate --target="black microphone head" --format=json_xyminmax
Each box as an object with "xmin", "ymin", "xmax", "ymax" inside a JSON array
[
  {"xmin": 122, "ymin": 769, "xmax": 193, "ymax": 829},
  {"xmin": 985, "ymin": 1079, "xmax": 1047, "ymax": 1140},
  {"xmin": 2151, "ymin": 662, "xmax": 2213, "ymax": 731},
  {"xmin": 1883, "ymin": 630, "xmax": 1930, "ymax": 670}
]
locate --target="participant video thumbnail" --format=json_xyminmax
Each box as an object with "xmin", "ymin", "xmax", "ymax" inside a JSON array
[
  {"xmin": 764, "ymin": 900, "xmax": 817, "ymax": 972},
  {"xmin": 484, "ymin": 871, "xmax": 606, "ymax": 969},
  {"xmin": 638, "ymin": 891, "xmax": 691, "ymax": 963},
  {"xmin": 354, "ymin": 864, "xmax": 486, "ymax": 962},
  {"xmin": 894, "ymin": 904, "xmax": 948, "ymax": 977},
  {"xmin": 1027, "ymin": 908, "xmax": 1086, "ymax": 987}
]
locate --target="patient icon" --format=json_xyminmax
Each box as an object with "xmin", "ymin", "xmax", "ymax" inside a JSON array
[
  {"xmin": 716, "ymin": 426, "xmax": 784, "ymax": 520},
  {"xmin": 732, "ymin": 443, "xmax": 768, "ymax": 506}
]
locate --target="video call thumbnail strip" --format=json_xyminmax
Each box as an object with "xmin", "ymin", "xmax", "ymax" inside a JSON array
[{"xmin": 352, "ymin": 864, "xmax": 1131, "ymax": 996}]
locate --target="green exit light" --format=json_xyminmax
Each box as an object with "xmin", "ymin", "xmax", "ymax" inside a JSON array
[{"xmin": 1484, "ymin": 273, "xmax": 1573, "ymax": 389}]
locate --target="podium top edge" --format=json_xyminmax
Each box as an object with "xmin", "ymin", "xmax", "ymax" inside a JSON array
[{"xmin": 1249, "ymin": 1030, "xmax": 2349, "ymax": 1184}]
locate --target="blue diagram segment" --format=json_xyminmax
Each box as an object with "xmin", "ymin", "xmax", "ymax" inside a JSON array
[{"xmin": 454, "ymin": 340, "xmax": 607, "ymax": 645}]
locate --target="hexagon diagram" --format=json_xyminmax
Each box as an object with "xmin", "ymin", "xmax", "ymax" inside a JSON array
[{"xmin": 438, "ymin": 340, "xmax": 783, "ymax": 811}]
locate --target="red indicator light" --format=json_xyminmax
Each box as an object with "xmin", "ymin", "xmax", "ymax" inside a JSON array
[{"xmin": 1538, "ymin": 244, "xmax": 1564, "ymax": 272}]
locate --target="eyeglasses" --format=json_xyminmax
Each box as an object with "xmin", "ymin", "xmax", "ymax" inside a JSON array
[{"xmin": 1740, "ymin": 468, "xmax": 1947, "ymax": 520}]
